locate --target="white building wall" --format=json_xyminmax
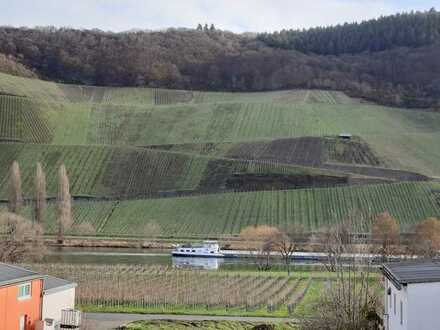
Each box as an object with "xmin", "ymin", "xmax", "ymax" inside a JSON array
[
  {"xmin": 42, "ymin": 288, "xmax": 76, "ymax": 323},
  {"xmin": 385, "ymin": 278, "xmax": 408, "ymax": 330},
  {"xmin": 407, "ymin": 282, "xmax": 440, "ymax": 330}
]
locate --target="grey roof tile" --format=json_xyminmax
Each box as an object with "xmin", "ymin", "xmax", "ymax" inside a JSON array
[
  {"xmin": 382, "ymin": 260, "xmax": 440, "ymax": 288},
  {"xmin": 44, "ymin": 275, "xmax": 76, "ymax": 293},
  {"xmin": 0, "ymin": 263, "xmax": 43, "ymax": 286}
]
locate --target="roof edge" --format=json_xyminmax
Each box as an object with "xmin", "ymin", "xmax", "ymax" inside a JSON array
[
  {"xmin": 381, "ymin": 265, "xmax": 402, "ymax": 290},
  {"xmin": 44, "ymin": 282, "xmax": 77, "ymax": 295},
  {"xmin": 0, "ymin": 274, "xmax": 44, "ymax": 288}
]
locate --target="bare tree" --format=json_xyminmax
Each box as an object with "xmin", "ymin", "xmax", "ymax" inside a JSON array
[
  {"xmin": 0, "ymin": 212, "xmax": 45, "ymax": 263},
  {"xmin": 411, "ymin": 217, "xmax": 440, "ymax": 258},
  {"xmin": 239, "ymin": 225, "xmax": 280, "ymax": 271},
  {"xmin": 302, "ymin": 214, "xmax": 381, "ymax": 330},
  {"xmin": 271, "ymin": 226, "xmax": 302, "ymax": 275},
  {"xmin": 34, "ymin": 162, "xmax": 47, "ymax": 224},
  {"xmin": 57, "ymin": 164, "xmax": 72, "ymax": 244},
  {"xmin": 371, "ymin": 212, "xmax": 400, "ymax": 262},
  {"xmin": 8, "ymin": 161, "xmax": 23, "ymax": 214}
]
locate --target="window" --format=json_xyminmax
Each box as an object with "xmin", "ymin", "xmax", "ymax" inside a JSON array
[
  {"xmin": 393, "ymin": 294, "xmax": 396, "ymax": 315},
  {"xmin": 400, "ymin": 301, "xmax": 403, "ymax": 325},
  {"xmin": 17, "ymin": 282, "xmax": 31, "ymax": 300}
]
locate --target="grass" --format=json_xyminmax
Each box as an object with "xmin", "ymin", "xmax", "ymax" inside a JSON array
[{"xmin": 122, "ymin": 320, "xmax": 298, "ymax": 330}]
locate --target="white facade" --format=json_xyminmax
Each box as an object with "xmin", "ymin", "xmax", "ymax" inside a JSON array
[
  {"xmin": 385, "ymin": 278, "xmax": 440, "ymax": 330},
  {"xmin": 42, "ymin": 287, "xmax": 76, "ymax": 326}
]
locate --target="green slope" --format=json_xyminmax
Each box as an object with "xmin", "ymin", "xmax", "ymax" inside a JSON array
[
  {"xmin": 8, "ymin": 182, "xmax": 439, "ymax": 237},
  {"xmin": 1, "ymin": 73, "xmax": 440, "ymax": 176},
  {"xmin": 0, "ymin": 143, "xmax": 343, "ymax": 199}
]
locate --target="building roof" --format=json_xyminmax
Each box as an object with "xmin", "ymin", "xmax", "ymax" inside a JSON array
[
  {"xmin": 43, "ymin": 275, "xmax": 77, "ymax": 294},
  {"xmin": 0, "ymin": 263, "xmax": 43, "ymax": 287},
  {"xmin": 382, "ymin": 261, "xmax": 440, "ymax": 289}
]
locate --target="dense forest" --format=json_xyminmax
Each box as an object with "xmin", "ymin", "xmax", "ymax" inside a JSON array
[
  {"xmin": 258, "ymin": 8, "xmax": 440, "ymax": 54},
  {"xmin": 0, "ymin": 9, "xmax": 439, "ymax": 108}
]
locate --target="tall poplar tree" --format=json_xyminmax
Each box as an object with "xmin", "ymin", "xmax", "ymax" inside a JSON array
[
  {"xmin": 34, "ymin": 162, "xmax": 46, "ymax": 224},
  {"xmin": 8, "ymin": 161, "xmax": 23, "ymax": 214},
  {"xmin": 57, "ymin": 164, "xmax": 71, "ymax": 244}
]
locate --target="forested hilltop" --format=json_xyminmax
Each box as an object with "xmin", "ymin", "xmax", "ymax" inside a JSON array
[{"xmin": 1, "ymin": 9, "xmax": 440, "ymax": 108}]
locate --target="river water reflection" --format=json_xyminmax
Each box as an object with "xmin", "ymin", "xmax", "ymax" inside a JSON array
[
  {"xmin": 44, "ymin": 247, "xmax": 322, "ymax": 270},
  {"xmin": 44, "ymin": 247, "xmax": 260, "ymax": 270}
]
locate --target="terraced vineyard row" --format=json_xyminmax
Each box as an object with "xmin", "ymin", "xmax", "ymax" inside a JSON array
[
  {"xmin": 6, "ymin": 182, "xmax": 438, "ymax": 237},
  {"xmin": 0, "ymin": 95, "xmax": 53, "ymax": 143},
  {"xmin": 0, "ymin": 143, "xmax": 331, "ymax": 199},
  {"xmin": 24, "ymin": 263, "xmax": 316, "ymax": 315}
]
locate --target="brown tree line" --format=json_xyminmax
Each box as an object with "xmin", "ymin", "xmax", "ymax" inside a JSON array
[{"xmin": 1, "ymin": 10, "xmax": 440, "ymax": 108}]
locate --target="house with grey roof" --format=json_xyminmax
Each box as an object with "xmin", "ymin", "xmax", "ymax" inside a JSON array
[
  {"xmin": 0, "ymin": 263, "xmax": 79, "ymax": 330},
  {"xmin": 382, "ymin": 261, "xmax": 440, "ymax": 330},
  {"xmin": 42, "ymin": 275, "xmax": 78, "ymax": 329}
]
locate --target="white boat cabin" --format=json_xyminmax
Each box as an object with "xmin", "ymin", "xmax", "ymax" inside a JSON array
[{"xmin": 172, "ymin": 241, "xmax": 223, "ymax": 257}]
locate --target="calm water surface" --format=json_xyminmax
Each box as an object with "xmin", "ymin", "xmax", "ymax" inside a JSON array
[{"xmin": 43, "ymin": 247, "xmax": 322, "ymax": 271}]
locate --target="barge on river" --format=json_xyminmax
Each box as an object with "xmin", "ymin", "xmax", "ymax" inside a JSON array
[{"xmin": 172, "ymin": 241, "xmax": 225, "ymax": 257}]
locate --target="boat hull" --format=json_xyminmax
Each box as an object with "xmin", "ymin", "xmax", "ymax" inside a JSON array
[{"xmin": 172, "ymin": 252, "xmax": 224, "ymax": 258}]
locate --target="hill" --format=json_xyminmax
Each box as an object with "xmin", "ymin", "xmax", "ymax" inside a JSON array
[
  {"xmin": 1, "ymin": 73, "xmax": 439, "ymax": 177},
  {"xmin": 0, "ymin": 72, "xmax": 439, "ymax": 238},
  {"xmin": 1, "ymin": 9, "xmax": 440, "ymax": 108}
]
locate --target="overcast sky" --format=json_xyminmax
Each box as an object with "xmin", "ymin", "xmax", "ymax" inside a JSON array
[{"xmin": 0, "ymin": 0, "xmax": 438, "ymax": 33}]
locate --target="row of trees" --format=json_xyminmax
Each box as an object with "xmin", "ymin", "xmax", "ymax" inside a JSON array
[
  {"xmin": 0, "ymin": 161, "xmax": 72, "ymax": 262},
  {"xmin": 240, "ymin": 211, "xmax": 440, "ymax": 274}
]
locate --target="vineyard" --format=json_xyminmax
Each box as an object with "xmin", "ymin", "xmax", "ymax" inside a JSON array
[
  {"xmin": 0, "ymin": 73, "xmax": 440, "ymax": 176},
  {"xmin": 0, "ymin": 142, "xmax": 345, "ymax": 199},
  {"xmin": 0, "ymin": 72, "xmax": 440, "ymax": 239},
  {"xmin": 0, "ymin": 95, "xmax": 53, "ymax": 143},
  {"xmin": 5, "ymin": 182, "xmax": 438, "ymax": 237},
  {"xmin": 24, "ymin": 263, "xmax": 319, "ymax": 317}
]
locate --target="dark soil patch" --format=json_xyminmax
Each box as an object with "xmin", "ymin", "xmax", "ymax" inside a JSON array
[
  {"xmin": 226, "ymin": 137, "xmax": 325, "ymax": 166},
  {"xmin": 324, "ymin": 137, "xmax": 383, "ymax": 166},
  {"xmin": 226, "ymin": 173, "xmax": 348, "ymax": 191},
  {"xmin": 197, "ymin": 158, "xmax": 350, "ymax": 193}
]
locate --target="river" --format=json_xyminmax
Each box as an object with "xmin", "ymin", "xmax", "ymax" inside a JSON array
[{"xmin": 43, "ymin": 247, "xmax": 323, "ymax": 271}]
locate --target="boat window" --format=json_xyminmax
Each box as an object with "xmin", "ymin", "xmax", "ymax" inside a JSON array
[
  {"xmin": 186, "ymin": 250, "xmax": 190, "ymax": 252},
  {"xmin": 210, "ymin": 251, "xmax": 214, "ymax": 253},
  {"xmin": 180, "ymin": 249, "xmax": 184, "ymax": 252},
  {"xmin": 192, "ymin": 250, "xmax": 196, "ymax": 252}
]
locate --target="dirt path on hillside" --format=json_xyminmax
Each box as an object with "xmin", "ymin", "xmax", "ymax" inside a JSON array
[{"xmin": 82, "ymin": 312, "xmax": 298, "ymax": 330}]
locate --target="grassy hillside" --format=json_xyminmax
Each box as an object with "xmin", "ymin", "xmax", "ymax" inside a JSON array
[
  {"xmin": 1, "ymin": 73, "xmax": 440, "ymax": 177},
  {"xmin": 7, "ymin": 182, "xmax": 439, "ymax": 237},
  {"xmin": 1, "ymin": 73, "xmax": 440, "ymax": 238}
]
